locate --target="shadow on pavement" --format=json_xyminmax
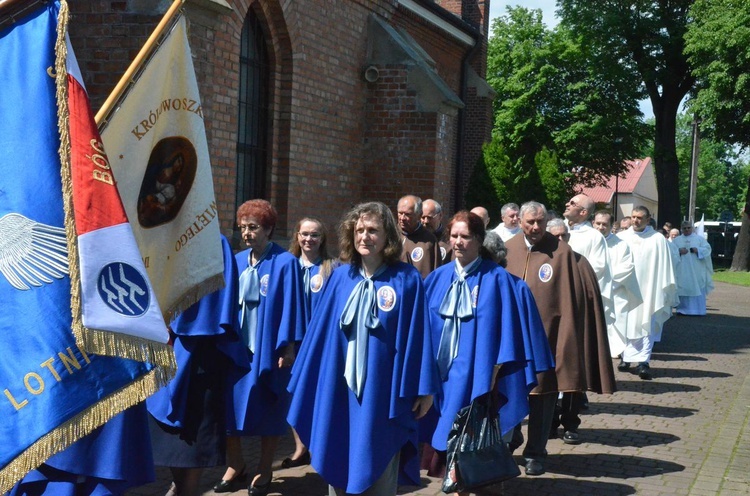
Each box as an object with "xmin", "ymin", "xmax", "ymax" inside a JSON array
[
  {"xmin": 543, "ymin": 453, "xmax": 684, "ymax": 478},
  {"xmin": 478, "ymin": 476, "xmax": 637, "ymax": 495},
  {"xmin": 661, "ymin": 314, "xmax": 750, "ymax": 354},
  {"xmin": 647, "ymin": 367, "xmax": 732, "ymax": 379},
  {"xmin": 271, "ymin": 471, "xmax": 328, "ymax": 494},
  {"xmin": 586, "ymin": 402, "xmax": 698, "ymax": 418},
  {"xmin": 649, "ymin": 352, "xmax": 707, "ymax": 362},
  {"xmin": 614, "ymin": 380, "xmax": 701, "ymax": 394},
  {"xmin": 572, "ymin": 428, "xmax": 680, "ymax": 448}
]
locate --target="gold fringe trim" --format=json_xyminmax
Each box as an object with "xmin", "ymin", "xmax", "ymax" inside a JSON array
[
  {"xmin": 79, "ymin": 329, "xmax": 177, "ymax": 369},
  {"xmin": 54, "ymin": 0, "xmax": 176, "ymax": 370},
  {"xmin": 55, "ymin": 1, "xmax": 81, "ymax": 332},
  {"xmin": 0, "ymin": 366, "xmax": 171, "ymax": 494},
  {"xmin": 165, "ymin": 272, "xmax": 226, "ymax": 322}
]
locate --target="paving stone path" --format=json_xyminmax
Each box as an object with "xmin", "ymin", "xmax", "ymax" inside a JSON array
[{"xmin": 128, "ymin": 281, "xmax": 750, "ymax": 496}]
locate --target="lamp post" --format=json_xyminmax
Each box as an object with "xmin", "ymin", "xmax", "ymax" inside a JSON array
[{"xmin": 688, "ymin": 115, "xmax": 701, "ymax": 223}]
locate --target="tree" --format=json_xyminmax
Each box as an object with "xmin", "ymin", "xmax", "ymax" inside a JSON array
[
  {"xmin": 684, "ymin": 0, "xmax": 750, "ymax": 270},
  {"xmin": 486, "ymin": 6, "xmax": 648, "ymax": 209},
  {"xmin": 465, "ymin": 137, "xmax": 541, "ymax": 226},
  {"xmin": 558, "ymin": 0, "xmax": 696, "ymax": 227},
  {"xmin": 669, "ymin": 113, "xmax": 750, "ymax": 220}
]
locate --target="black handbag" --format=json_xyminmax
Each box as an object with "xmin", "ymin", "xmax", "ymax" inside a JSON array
[{"xmin": 442, "ymin": 392, "xmax": 521, "ymax": 493}]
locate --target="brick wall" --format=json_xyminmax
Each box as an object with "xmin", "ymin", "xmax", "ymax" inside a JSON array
[{"xmin": 68, "ymin": 0, "xmax": 491, "ymax": 248}]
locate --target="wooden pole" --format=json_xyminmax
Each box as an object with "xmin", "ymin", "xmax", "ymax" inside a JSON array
[{"xmin": 94, "ymin": 0, "xmax": 185, "ymax": 127}]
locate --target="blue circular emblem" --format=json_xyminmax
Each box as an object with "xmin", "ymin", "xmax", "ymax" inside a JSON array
[
  {"xmin": 310, "ymin": 274, "xmax": 324, "ymax": 293},
  {"xmin": 538, "ymin": 263, "xmax": 553, "ymax": 283},
  {"xmin": 260, "ymin": 274, "xmax": 270, "ymax": 296},
  {"xmin": 96, "ymin": 262, "xmax": 150, "ymax": 316},
  {"xmin": 411, "ymin": 247, "xmax": 424, "ymax": 262},
  {"xmin": 471, "ymin": 285, "xmax": 479, "ymax": 308},
  {"xmin": 377, "ymin": 285, "xmax": 397, "ymax": 312}
]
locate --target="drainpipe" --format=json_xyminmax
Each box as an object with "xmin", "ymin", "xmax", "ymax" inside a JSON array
[{"xmin": 454, "ymin": 32, "xmax": 482, "ymax": 212}]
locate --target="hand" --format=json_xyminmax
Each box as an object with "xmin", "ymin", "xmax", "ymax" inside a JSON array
[
  {"xmin": 412, "ymin": 395, "xmax": 433, "ymax": 419},
  {"xmin": 278, "ymin": 345, "xmax": 296, "ymax": 368},
  {"xmin": 679, "ymin": 247, "xmax": 688, "ymax": 255}
]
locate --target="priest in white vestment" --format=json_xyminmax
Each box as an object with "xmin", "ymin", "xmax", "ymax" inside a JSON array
[
  {"xmin": 616, "ymin": 206, "xmax": 678, "ymax": 380},
  {"xmin": 593, "ymin": 211, "xmax": 643, "ymax": 358},
  {"xmin": 564, "ymin": 195, "xmax": 614, "ymax": 324},
  {"xmin": 491, "ymin": 202, "xmax": 521, "ymax": 241},
  {"xmin": 672, "ymin": 221, "xmax": 713, "ymax": 315}
]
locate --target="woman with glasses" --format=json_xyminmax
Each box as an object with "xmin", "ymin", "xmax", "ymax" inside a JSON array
[
  {"xmin": 289, "ymin": 217, "xmax": 339, "ymax": 321},
  {"xmin": 214, "ymin": 199, "xmax": 305, "ymax": 496},
  {"xmin": 287, "ymin": 202, "xmax": 439, "ymax": 496},
  {"xmin": 282, "ymin": 217, "xmax": 338, "ymax": 468}
]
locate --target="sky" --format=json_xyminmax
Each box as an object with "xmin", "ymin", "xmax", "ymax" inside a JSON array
[
  {"xmin": 488, "ymin": 0, "xmax": 559, "ymax": 30},
  {"xmin": 487, "ymin": 1, "xmax": 654, "ymax": 119}
]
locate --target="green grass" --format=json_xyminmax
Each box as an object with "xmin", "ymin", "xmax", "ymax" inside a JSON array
[{"xmin": 713, "ymin": 268, "xmax": 750, "ymax": 287}]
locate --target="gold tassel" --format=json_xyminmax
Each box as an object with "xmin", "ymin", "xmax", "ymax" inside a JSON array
[
  {"xmin": 78, "ymin": 327, "xmax": 177, "ymax": 369},
  {"xmin": 166, "ymin": 272, "xmax": 226, "ymax": 322}
]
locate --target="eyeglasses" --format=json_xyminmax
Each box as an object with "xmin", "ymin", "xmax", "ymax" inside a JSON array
[
  {"xmin": 298, "ymin": 232, "xmax": 321, "ymax": 239},
  {"xmin": 238, "ymin": 223, "xmax": 262, "ymax": 232}
]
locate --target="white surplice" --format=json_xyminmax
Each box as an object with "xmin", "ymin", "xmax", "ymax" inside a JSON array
[
  {"xmin": 568, "ymin": 222, "xmax": 614, "ymax": 324},
  {"xmin": 604, "ymin": 233, "xmax": 643, "ymax": 357},
  {"xmin": 672, "ymin": 232, "xmax": 714, "ymax": 315},
  {"xmin": 616, "ymin": 226, "xmax": 678, "ymax": 344}
]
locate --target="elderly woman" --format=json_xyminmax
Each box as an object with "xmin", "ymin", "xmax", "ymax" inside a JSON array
[
  {"xmin": 420, "ymin": 211, "xmax": 554, "ymax": 486},
  {"xmin": 214, "ymin": 200, "xmax": 305, "ymax": 496},
  {"xmin": 288, "ymin": 201, "xmax": 438, "ymax": 496},
  {"xmin": 282, "ymin": 217, "xmax": 338, "ymax": 468}
]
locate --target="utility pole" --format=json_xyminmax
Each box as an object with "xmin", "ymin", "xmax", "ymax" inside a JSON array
[{"xmin": 688, "ymin": 115, "xmax": 701, "ymax": 223}]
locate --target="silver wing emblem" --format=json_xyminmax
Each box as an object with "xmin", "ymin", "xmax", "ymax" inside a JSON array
[{"xmin": 0, "ymin": 213, "xmax": 69, "ymax": 290}]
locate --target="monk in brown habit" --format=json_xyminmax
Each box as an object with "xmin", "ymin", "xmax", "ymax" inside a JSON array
[{"xmin": 505, "ymin": 201, "xmax": 616, "ymax": 476}]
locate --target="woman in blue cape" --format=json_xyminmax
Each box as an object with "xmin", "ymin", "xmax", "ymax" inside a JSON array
[
  {"xmin": 215, "ymin": 200, "xmax": 304, "ymax": 496},
  {"xmin": 287, "ymin": 202, "xmax": 439, "ymax": 495},
  {"xmin": 420, "ymin": 211, "xmax": 554, "ymax": 478},
  {"xmin": 146, "ymin": 234, "xmax": 247, "ymax": 496},
  {"xmin": 282, "ymin": 217, "xmax": 339, "ymax": 468}
]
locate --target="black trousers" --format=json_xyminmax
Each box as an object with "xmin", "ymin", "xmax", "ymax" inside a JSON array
[
  {"xmin": 513, "ymin": 392, "xmax": 557, "ymax": 461},
  {"xmin": 551, "ymin": 392, "xmax": 583, "ymax": 433}
]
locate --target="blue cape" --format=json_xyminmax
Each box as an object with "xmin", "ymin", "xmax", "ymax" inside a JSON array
[
  {"xmin": 227, "ymin": 242, "xmax": 305, "ymax": 434},
  {"xmin": 147, "ymin": 235, "xmax": 245, "ymax": 428},
  {"xmin": 9, "ymin": 404, "xmax": 154, "ymax": 496},
  {"xmin": 421, "ymin": 259, "xmax": 554, "ymax": 450},
  {"xmin": 287, "ymin": 262, "xmax": 439, "ymax": 493}
]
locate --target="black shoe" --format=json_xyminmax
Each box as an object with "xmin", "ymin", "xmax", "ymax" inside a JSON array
[
  {"xmin": 212, "ymin": 467, "xmax": 247, "ymax": 493},
  {"xmin": 281, "ymin": 450, "xmax": 311, "ymax": 468},
  {"xmin": 248, "ymin": 477, "xmax": 272, "ymax": 496},
  {"xmin": 617, "ymin": 359, "xmax": 631, "ymax": 371},
  {"xmin": 636, "ymin": 362, "xmax": 652, "ymax": 380},
  {"xmin": 563, "ymin": 430, "xmax": 581, "ymax": 445},
  {"xmin": 524, "ymin": 459, "xmax": 545, "ymax": 476}
]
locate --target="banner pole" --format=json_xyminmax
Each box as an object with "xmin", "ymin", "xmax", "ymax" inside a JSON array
[{"xmin": 94, "ymin": 0, "xmax": 185, "ymax": 127}]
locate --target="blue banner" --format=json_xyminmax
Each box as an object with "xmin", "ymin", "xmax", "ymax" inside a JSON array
[{"xmin": 0, "ymin": 2, "xmax": 160, "ymax": 490}]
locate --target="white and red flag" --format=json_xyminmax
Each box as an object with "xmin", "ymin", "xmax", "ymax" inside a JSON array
[{"xmin": 65, "ymin": 35, "xmax": 172, "ymax": 359}]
